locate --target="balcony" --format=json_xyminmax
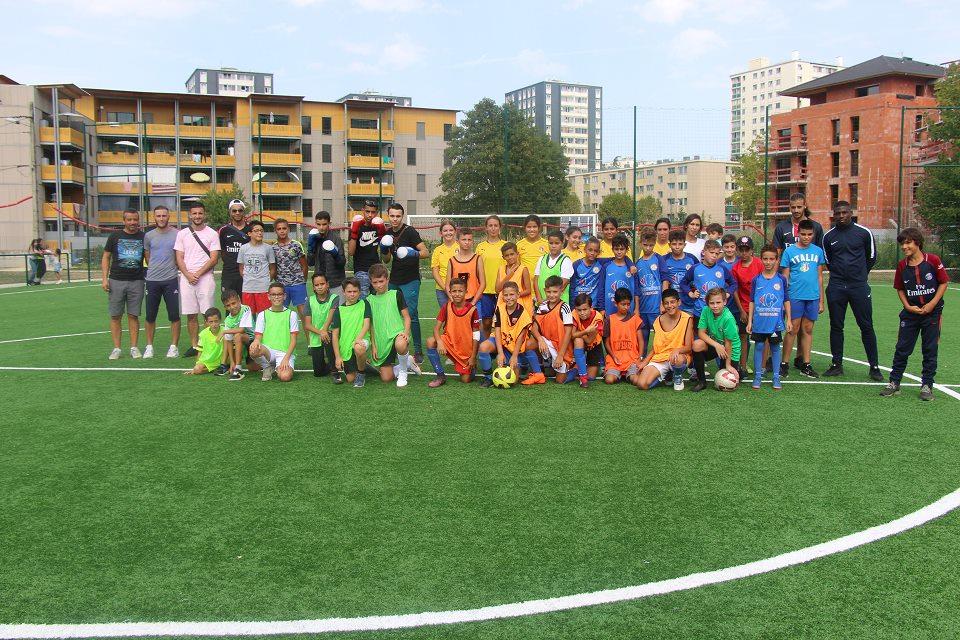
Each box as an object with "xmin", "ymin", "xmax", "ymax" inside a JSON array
[
  {"xmin": 251, "ymin": 152, "xmax": 303, "ymax": 166},
  {"xmin": 179, "ymin": 125, "xmax": 213, "ymax": 139},
  {"xmin": 766, "ymin": 198, "xmax": 792, "ymax": 214},
  {"xmin": 253, "ymin": 123, "xmax": 302, "ymax": 138},
  {"xmin": 96, "ymin": 123, "xmax": 141, "ymax": 136},
  {"xmin": 346, "ymin": 182, "xmax": 395, "ymax": 197},
  {"xmin": 180, "ymin": 183, "xmax": 233, "ymax": 195},
  {"xmin": 347, "ymin": 155, "xmax": 395, "ymax": 169},
  {"xmin": 145, "ymin": 124, "xmax": 177, "ymax": 137},
  {"xmin": 215, "ymin": 126, "xmax": 235, "ymax": 139},
  {"xmin": 97, "ymin": 181, "xmax": 146, "ymax": 194},
  {"xmin": 259, "ymin": 210, "xmax": 303, "ymax": 224},
  {"xmin": 97, "ymin": 151, "xmax": 140, "ymax": 165},
  {"xmin": 758, "ymin": 167, "xmax": 808, "ymax": 185},
  {"xmin": 768, "ymin": 134, "xmax": 808, "ymax": 154},
  {"xmin": 43, "ymin": 202, "xmax": 84, "ymax": 219},
  {"xmin": 180, "ymin": 154, "xmax": 236, "ymax": 167},
  {"xmin": 251, "ymin": 181, "xmax": 303, "ymax": 195},
  {"xmin": 41, "ymin": 165, "xmax": 85, "ymax": 183},
  {"xmin": 347, "ymin": 127, "xmax": 394, "ymax": 142},
  {"xmin": 96, "ymin": 181, "xmax": 232, "ymax": 195},
  {"xmin": 39, "ymin": 127, "xmax": 85, "ymax": 147}
]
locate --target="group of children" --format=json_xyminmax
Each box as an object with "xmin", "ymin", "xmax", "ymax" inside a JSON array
[{"xmin": 181, "ymin": 212, "xmax": 946, "ymax": 400}]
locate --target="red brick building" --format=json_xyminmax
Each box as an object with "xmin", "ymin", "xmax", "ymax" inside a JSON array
[{"xmin": 763, "ymin": 56, "xmax": 945, "ymax": 230}]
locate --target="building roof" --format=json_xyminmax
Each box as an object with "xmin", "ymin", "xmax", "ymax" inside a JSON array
[
  {"xmin": 781, "ymin": 55, "xmax": 946, "ymax": 97},
  {"xmin": 83, "ymin": 87, "xmax": 303, "ymax": 104},
  {"xmin": 0, "ymin": 74, "xmax": 19, "ymax": 85}
]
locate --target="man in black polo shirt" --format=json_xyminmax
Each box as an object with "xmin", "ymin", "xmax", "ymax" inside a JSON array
[
  {"xmin": 382, "ymin": 202, "xmax": 428, "ymax": 361},
  {"xmin": 822, "ymin": 200, "xmax": 881, "ymax": 380},
  {"xmin": 219, "ymin": 199, "xmax": 253, "ymax": 295},
  {"xmin": 773, "ymin": 192, "xmax": 824, "ymax": 253}
]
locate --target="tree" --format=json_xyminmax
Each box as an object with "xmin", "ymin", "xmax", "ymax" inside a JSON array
[
  {"xmin": 199, "ymin": 183, "xmax": 247, "ymax": 227},
  {"xmin": 636, "ymin": 195, "xmax": 663, "ymax": 223},
  {"xmin": 433, "ymin": 99, "xmax": 572, "ymax": 215},
  {"xmin": 730, "ymin": 138, "xmax": 765, "ymax": 221},
  {"xmin": 598, "ymin": 192, "xmax": 633, "ymax": 219},
  {"xmin": 560, "ymin": 192, "xmax": 584, "ymax": 214},
  {"xmin": 916, "ymin": 64, "xmax": 960, "ymax": 266}
]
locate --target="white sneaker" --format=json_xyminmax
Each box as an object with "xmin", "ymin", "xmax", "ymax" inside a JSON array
[
  {"xmin": 261, "ymin": 364, "xmax": 275, "ymax": 382},
  {"xmin": 407, "ymin": 360, "xmax": 422, "ymax": 375},
  {"xmin": 130, "ymin": 346, "xmax": 142, "ymax": 359},
  {"xmin": 143, "ymin": 345, "xmax": 154, "ymax": 359},
  {"xmin": 673, "ymin": 375, "xmax": 685, "ymax": 391},
  {"xmin": 397, "ymin": 370, "xmax": 408, "ymax": 388},
  {"xmin": 166, "ymin": 344, "xmax": 179, "ymax": 358},
  {"xmin": 108, "ymin": 348, "xmax": 121, "ymax": 360}
]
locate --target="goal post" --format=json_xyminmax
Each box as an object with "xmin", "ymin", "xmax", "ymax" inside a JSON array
[{"xmin": 407, "ymin": 213, "xmax": 599, "ymax": 244}]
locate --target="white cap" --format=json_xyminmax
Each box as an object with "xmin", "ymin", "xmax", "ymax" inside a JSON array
[{"xmin": 228, "ymin": 199, "xmax": 246, "ymax": 210}]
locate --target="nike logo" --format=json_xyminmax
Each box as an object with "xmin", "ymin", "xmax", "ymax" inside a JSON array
[{"xmin": 830, "ymin": 241, "xmax": 838, "ymax": 245}]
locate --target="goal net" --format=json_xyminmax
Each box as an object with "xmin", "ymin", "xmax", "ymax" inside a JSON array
[{"xmin": 407, "ymin": 213, "xmax": 599, "ymax": 245}]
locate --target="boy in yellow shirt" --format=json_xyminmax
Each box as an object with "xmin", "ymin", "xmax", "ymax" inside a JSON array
[{"xmin": 184, "ymin": 308, "xmax": 224, "ymax": 376}]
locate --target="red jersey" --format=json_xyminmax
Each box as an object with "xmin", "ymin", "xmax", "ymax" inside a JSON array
[{"xmin": 732, "ymin": 256, "xmax": 764, "ymax": 311}]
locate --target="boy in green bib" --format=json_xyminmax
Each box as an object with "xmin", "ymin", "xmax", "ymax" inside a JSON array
[
  {"xmin": 303, "ymin": 273, "xmax": 342, "ymax": 382},
  {"xmin": 367, "ymin": 264, "xmax": 414, "ymax": 387},
  {"xmin": 332, "ymin": 277, "xmax": 372, "ymax": 387},
  {"xmin": 250, "ymin": 282, "xmax": 299, "ymax": 382},
  {"xmin": 184, "ymin": 308, "xmax": 224, "ymax": 376},
  {"xmin": 533, "ymin": 229, "xmax": 573, "ymax": 305},
  {"xmin": 220, "ymin": 289, "xmax": 255, "ymax": 381}
]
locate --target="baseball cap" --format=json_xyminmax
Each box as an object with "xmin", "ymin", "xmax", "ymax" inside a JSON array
[
  {"xmin": 736, "ymin": 236, "xmax": 754, "ymax": 249},
  {"xmin": 228, "ymin": 199, "xmax": 246, "ymax": 210}
]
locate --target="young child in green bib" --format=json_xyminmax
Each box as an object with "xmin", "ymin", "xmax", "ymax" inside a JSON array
[
  {"xmin": 250, "ymin": 282, "xmax": 299, "ymax": 383},
  {"xmin": 184, "ymin": 307, "xmax": 224, "ymax": 376},
  {"xmin": 303, "ymin": 273, "xmax": 341, "ymax": 382},
  {"xmin": 367, "ymin": 263, "xmax": 414, "ymax": 387},
  {"xmin": 220, "ymin": 289, "xmax": 255, "ymax": 381},
  {"xmin": 331, "ymin": 277, "xmax": 372, "ymax": 388},
  {"xmin": 533, "ymin": 229, "xmax": 573, "ymax": 305}
]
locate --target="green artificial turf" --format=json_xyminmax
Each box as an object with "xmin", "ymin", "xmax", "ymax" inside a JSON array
[{"xmin": 0, "ymin": 280, "xmax": 958, "ymax": 638}]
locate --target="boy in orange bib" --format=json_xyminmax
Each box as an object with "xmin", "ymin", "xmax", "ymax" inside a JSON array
[
  {"xmin": 571, "ymin": 292, "xmax": 605, "ymax": 387},
  {"xmin": 528, "ymin": 275, "xmax": 574, "ymax": 384},
  {"xmin": 603, "ymin": 287, "xmax": 645, "ymax": 386},
  {"xmin": 426, "ymin": 278, "xmax": 480, "ymax": 387},
  {"xmin": 447, "ymin": 227, "xmax": 485, "ymax": 308},
  {"xmin": 478, "ymin": 281, "xmax": 539, "ymax": 388}
]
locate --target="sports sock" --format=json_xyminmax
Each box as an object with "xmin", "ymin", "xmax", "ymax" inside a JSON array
[
  {"xmin": 771, "ymin": 342, "xmax": 783, "ymax": 381},
  {"xmin": 478, "ymin": 350, "xmax": 492, "ymax": 376},
  {"xmin": 427, "ymin": 348, "xmax": 445, "ymax": 376},
  {"xmin": 573, "ymin": 347, "xmax": 587, "ymax": 378},
  {"xmin": 671, "ymin": 363, "xmax": 687, "ymax": 379},
  {"xmin": 753, "ymin": 342, "xmax": 764, "ymax": 383},
  {"xmin": 256, "ymin": 355, "xmax": 270, "ymax": 368},
  {"xmin": 648, "ymin": 377, "xmax": 660, "ymax": 389},
  {"xmin": 397, "ymin": 352, "xmax": 409, "ymax": 372},
  {"xmin": 524, "ymin": 350, "xmax": 542, "ymax": 374},
  {"xmin": 693, "ymin": 351, "xmax": 706, "ymax": 382}
]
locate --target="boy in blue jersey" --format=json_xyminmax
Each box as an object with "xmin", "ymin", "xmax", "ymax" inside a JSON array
[
  {"xmin": 680, "ymin": 239, "xmax": 737, "ymax": 322},
  {"xmin": 747, "ymin": 244, "xmax": 791, "ymax": 390},
  {"xmin": 601, "ymin": 234, "xmax": 639, "ymax": 316},
  {"xmin": 780, "ymin": 219, "xmax": 826, "ymax": 379},
  {"xmin": 634, "ymin": 229, "xmax": 663, "ymax": 351},
  {"xmin": 570, "ymin": 237, "xmax": 605, "ymax": 309},
  {"xmin": 659, "ymin": 229, "xmax": 699, "ymax": 316}
]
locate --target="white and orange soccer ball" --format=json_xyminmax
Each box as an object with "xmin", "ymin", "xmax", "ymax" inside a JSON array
[{"xmin": 715, "ymin": 368, "xmax": 740, "ymax": 391}]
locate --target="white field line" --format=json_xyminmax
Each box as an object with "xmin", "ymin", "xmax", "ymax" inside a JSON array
[
  {"xmin": 810, "ymin": 349, "xmax": 960, "ymax": 401},
  {"xmin": 0, "ymin": 283, "xmax": 100, "ymax": 296},
  {"xmin": 0, "ymin": 327, "xmax": 169, "ymax": 345}
]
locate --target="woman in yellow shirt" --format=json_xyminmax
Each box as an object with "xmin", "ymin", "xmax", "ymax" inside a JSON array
[{"xmin": 431, "ymin": 220, "xmax": 458, "ymax": 307}]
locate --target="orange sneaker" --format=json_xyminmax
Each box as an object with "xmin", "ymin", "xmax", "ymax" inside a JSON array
[{"xmin": 521, "ymin": 372, "xmax": 547, "ymax": 385}]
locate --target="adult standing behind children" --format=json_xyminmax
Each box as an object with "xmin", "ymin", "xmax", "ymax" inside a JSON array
[
  {"xmin": 102, "ymin": 209, "xmax": 146, "ymax": 360},
  {"xmin": 218, "ymin": 199, "xmax": 253, "ymax": 295},
  {"xmin": 822, "ymin": 200, "xmax": 881, "ymax": 381},
  {"xmin": 382, "ymin": 202, "xmax": 428, "ymax": 362},
  {"xmin": 348, "ymin": 200, "xmax": 387, "ymax": 297},
  {"xmin": 175, "ymin": 202, "xmax": 221, "ymax": 358},
  {"xmin": 773, "ymin": 192, "xmax": 824, "ymax": 252},
  {"xmin": 143, "ymin": 205, "xmax": 181, "ymax": 359},
  {"xmin": 309, "ymin": 210, "xmax": 346, "ymax": 301}
]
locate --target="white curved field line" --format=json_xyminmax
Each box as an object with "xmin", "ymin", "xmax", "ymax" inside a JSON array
[
  {"xmin": 0, "ymin": 283, "xmax": 100, "ymax": 296},
  {"xmin": 0, "ymin": 354, "xmax": 959, "ymax": 639},
  {"xmin": 0, "ymin": 327, "xmax": 170, "ymax": 345}
]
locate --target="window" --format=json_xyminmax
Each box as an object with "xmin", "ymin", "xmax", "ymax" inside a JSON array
[
  {"xmin": 679, "ymin": 182, "xmax": 687, "ymax": 190},
  {"xmin": 301, "ymin": 116, "xmax": 311, "ymax": 134},
  {"xmin": 831, "ymin": 152, "xmax": 840, "ymax": 178},
  {"xmin": 258, "ymin": 113, "xmax": 289, "ymax": 125},
  {"xmin": 407, "ymin": 147, "xmax": 416, "ymax": 166},
  {"xmin": 667, "ymin": 167, "xmax": 676, "ymax": 174},
  {"xmin": 849, "ymin": 183, "xmax": 858, "ymax": 208},
  {"xmin": 416, "ymin": 174, "xmax": 426, "ymax": 192},
  {"xmin": 302, "ymin": 198, "xmax": 312, "ymax": 216},
  {"xmin": 444, "ymin": 149, "xmax": 452, "ymax": 168},
  {"xmin": 302, "ymin": 144, "xmax": 312, "ymax": 162},
  {"xmin": 301, "ymin": 171, "xmax": 312, "ymax": 190},
  {"xmin": 850, "ymin": 116, "xmax": 860, "ymax": 143},
  {"xmin": 914, "ymin": 114, "xmax": 924, "ymax": 143},
  {"xmin": 407, "ymin": 200, "xmax": 417, "ymax": 216},
  {"xmin": 855, "ymin": 84, "xmax": 880, "ymax": 97},
  {"xmin": 667, "ymin": 182, "xmax": 676, "ymax": 190},
  {"xmin": 321, "ymin": 172, "xmax": 332, "ymax": 190},
  {"xmin": 182, "ymin": 114, "xmax": 208, "ymax": 126},
  {"xmin": 850, "ymin": 150, "xmax": 859, "ymax": 177},
  {"xmin": 916, "ymin": 83, "xmax": 925, "ymax": 97},
  {"xmin": 107, "ymin": 111, "xmax": 136, "ymax": 124},
  {"xmin": 443, "ymin": 123, "xmax": 453, "ymax": 141},
  {"xmin": 830, "ymin": 184, "xmax": 839, "ymax": 208},
  {"xmin": 321, "ymin": 117, "xmax": 332, "ymax": 135},
  {"xmin": 831, "ymin": 119, "xmax": 840, "ymax": 145},
  {"xmin": 351, "ymin": 118, "xmax": 378, "ymax": 130},
  {"xmin": 322, "ymin": 198, "xmax": 333, "ymax": 213},
  {"xmin": 416, "ymin": 121, "xmax": 425, "ymax": 140},
  {"xmin": 321, "ymin": 144, "xmax": 332, "ymax": 164}
]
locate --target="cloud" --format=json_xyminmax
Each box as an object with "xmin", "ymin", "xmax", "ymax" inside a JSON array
[
  {"xmin": 353, "ymin": 0, "xmax": 426, "ymax": 10},
  {"xmin": 336, "ymin": 33, "xmax": 426, "ymax": 75},
  {"xmin": 669, "ymin": 28, "xmax": 725, "ymax": 59},
  {"xmin": 264, "ymin": 23, "xmax": 300, "ymax": 34},
  {"xmin": 38, "ymin": 24, "xmax": 83, "ymax": 37},
  {"xmin": 39, "ymin": 0, "xmax": 206, "ymax": 18},
  {"xmin": 515, "ymin": 49, "xmax": 568, "ymax": 77},
  {"xmin": 812, "ymin": 0, "xmax": 847, "ymax": 9},
  {"xmin": 563, "ymin": 0, "xmax": 593, "ymax": 8},
  {"xmin": 635, "ymin": 0, "xmax": 769, "ymax": 24},
  {"xmin": 635, "ymin": 0, "xmax": 695, "ymax": 23}
]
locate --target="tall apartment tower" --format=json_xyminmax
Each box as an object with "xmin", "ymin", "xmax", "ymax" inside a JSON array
[
  {"xmin": 505, "ymin": 81, "xmax": 602, "ymax": 173},
  {"xmin": 185, "ymin": 68, "xmax": 274, "ymax": 96},
  {"xmin": 730, "ymin": 53, "xmax": 843, "ymax": 157}
]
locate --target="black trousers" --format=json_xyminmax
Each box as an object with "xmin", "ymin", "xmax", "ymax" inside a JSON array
[
  {"xmin": 309, "ymin": 343, "xmax": 335, "ymax": 377},
  {"xmin": 890, "ymin": 310, "xmax": 941, "ymax": 387},
  {"xmin": 221, "ymin": 273, "xmax": 243, "ymax": 296},
  {"xmin": 827, "ymin": 283, "xmax": 879, "ymax": 367}
]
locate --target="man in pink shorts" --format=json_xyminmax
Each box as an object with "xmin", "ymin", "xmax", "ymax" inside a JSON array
[{"xmin": 175, "ymin": 202, "xmax": 221, "ymax": 357}]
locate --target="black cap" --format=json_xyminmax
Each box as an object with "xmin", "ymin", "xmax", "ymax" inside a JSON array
[{"xmin": 736, "ymin": 236, "xmax": 754, "ymax": 249}]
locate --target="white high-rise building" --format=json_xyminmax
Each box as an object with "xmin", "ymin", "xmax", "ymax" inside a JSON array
[
  {"xmin": 505, "ymin": 80, "xmax": 602, "ymax": 173},
  {"xmin": 185, "ymin": 68, "xmax": 274, "ymax": 96},
  {"xmin": 730, "ymin": 53, "xmax": 843, "ymax": 157}
]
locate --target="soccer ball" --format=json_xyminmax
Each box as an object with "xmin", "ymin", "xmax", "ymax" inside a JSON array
[
  {"xmin": 715, "ymin": 368, "xmax": 740, "ymax": 391},
  {"xmin": 492, "ymin": 366, "xmax": 518, "ymax": 389}
]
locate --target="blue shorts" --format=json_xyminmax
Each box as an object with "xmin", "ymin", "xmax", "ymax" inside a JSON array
[
  {"xmin": 640, "ymin": 312, "xmax": 659, "ymax": 333},
  {"xmin": 284, "ymin": 283, "xmax": 308, "ymax": 308},
  {"xmin": 478, "ymin": 293, "xmax": 497, "ymax": 319},
  {"xmin": 435, "ymin": 288, "xmax": 449, "ymax": 309},
  {"xmin": 790, "ymin": 298, "xmax": 820, "ymax": 322}
]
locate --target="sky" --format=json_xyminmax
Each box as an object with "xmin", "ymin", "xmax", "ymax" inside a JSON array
[{"xmin": 3, "ymin": 0, "xmax": 957, "ymax": 161}]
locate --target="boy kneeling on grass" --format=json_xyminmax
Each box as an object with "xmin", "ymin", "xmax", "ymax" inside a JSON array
[
  {"xmin": 219, "ymin": 289, "xmax": 254, "ymax": 381},
  {"xmin": 249, "ymin": 282, "xmax": 298, "ymax": 383},
  {"xmin": 880, "ymin": 227, "xmax": 949, "ymax": 401},
  {"xmin": 185, "ymin": 307, "xmax": 224, "ymax": 376}
]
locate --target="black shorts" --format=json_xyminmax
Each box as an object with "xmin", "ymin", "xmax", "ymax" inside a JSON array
[
  {"xmin": 751, "ymin": 331, "xmax": 783, "ymax": 345},
  {"xmin": 342, "ymin": 355, "xmax": 359, "ymax": 373},
  {"xmin": 145, "ymin": 278, "xmax": 180, "ymax": 323},
  {"xmin": 221, "ymin": 273, "xmax": 243, "ymax": 297},
  {"xmin": 585, "ymin": 344, "xmax": 604, "ymax": 367},
  {"xmin": 377, "ymin": 345, "xmax": 398, "ymax": 367}
]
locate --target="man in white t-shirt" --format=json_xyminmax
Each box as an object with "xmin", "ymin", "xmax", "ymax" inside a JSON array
[{"xmin": 174, "ymin": 202, "xmax": 221, "ymax": 356}]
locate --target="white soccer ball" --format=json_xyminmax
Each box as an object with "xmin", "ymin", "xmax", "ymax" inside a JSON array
[
  {"xmin": 396, "ymin": 246, "xmax": 410, "ymax": 259},
  {"xmin": 380, "ymin": 234, "xmax": 394, "ymax": 247},
  {"xmin": 715, "ymin": 368, "xmax": 740, "ymax": 391},
  {"xmin": 372, "ymin": 216, "xmax": 384, "ymax": 226},
  {"xmin": 309, "ymin": 228, "xmax": 319, "ymax": 236},
  {"xmin": 352, "ymin": 214, "xmax": 363, "ymax": 223},
  {"xmin": 322, "ymin": 239, "xmax": 335, "ymax": 252}
]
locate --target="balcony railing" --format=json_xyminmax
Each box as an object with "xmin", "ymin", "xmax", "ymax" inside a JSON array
[
  {"xmin": 145, "ymin": 124, "xmax": 177, "ymax": 137},
  {"xmin": 346, "ymin": 182, "xmax": 396, "ymax": 196},
  {"xmin": 180, "ymin": 183, "xmax": 233, "ymax": 195},
  {"xmin": 178, "ymin": 125, "xmax": 212, "ymax": 139},
  {"xmin": 347, "ymin": 155, "xmax": 395, "ymax": 169},
  {"xmin": 180, "ymin": 154, "xmax": 236, "ymax": 167},
  {"xmin": 251, "ymin": 181, "xmax": 303, "ymax": 194},
  {"xmin": 259, "ymin": 210, "xmax": 304, "ymax": 223},
  {"xmin": 41, "ymin": 165, "xmax": 85, "ymax": 183},
  {"xmin": 43, "ymin": 202, "xmax": 84, "ymax": 219},
  {"xmin": 251, "ymin": 152, "xmax": 303, "ymax": 166},
  {"xmin": 254, "ymin": 123, "xmax": 302, "ymax": 138},
  {"xmin": 770, "ymin": 134, "xmax": 808, "ymax": 152},
  {"xmin": 39, "ymin": 127, "xmax": 85, "ymax": 147},
  {"xmin": 761, "ymin": 167, "xmax": 808, "ymax": 184},
  {"xmin": 347, "ymin": 127, "xmax": 394, "ymax": 142}
]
